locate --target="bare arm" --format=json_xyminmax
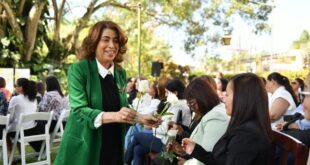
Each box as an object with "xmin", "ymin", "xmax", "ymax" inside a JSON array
[{"xmin": 270, "ymin": 98, "xmax": 290, "ymax": 121}]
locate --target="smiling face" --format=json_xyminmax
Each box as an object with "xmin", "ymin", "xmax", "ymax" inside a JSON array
[{"xmin": 95, "ymin": 28, "xmax": 119, "ymax": 68}]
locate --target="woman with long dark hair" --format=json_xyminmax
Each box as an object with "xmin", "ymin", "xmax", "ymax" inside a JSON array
[
  {"xmin": 182, "ymin": 73, "xmax": 272, "ymax": 165},
  {"xmin": 291, "ymin": 77, "xmax": 305, "ymax": 104},
  {"xmin": 161, "ymin": 78, "xmax": 229, "ymax": 165},
  {"xmin": 38, "ymin": 76, "xmax": 69, "ymax": 132},
  {"xmin": 125, "ymin": 78, "xmax": 192, "ymax": 165},
  {"xmin": 8, "ymin": 78, "xmax": 43, "ymax": 152},
  {"xmin": 266, "ymin": 72, "xmax": 298, "ymax": 125}
]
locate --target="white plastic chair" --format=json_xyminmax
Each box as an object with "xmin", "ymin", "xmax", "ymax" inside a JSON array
[
  {"xmin": 39, "ymin": 109, "xmax": 70, "ymax": 158},
  {"xmin": 0, "ymin": 114, "xmax": 10, "ymax": 165},
  {"xmin": 50, "ymin": 109, "xmax": 70, "ymax": 145},
  {"xmin": 9, "ymin": 112, "xmax": 53, "ymax": 165}
]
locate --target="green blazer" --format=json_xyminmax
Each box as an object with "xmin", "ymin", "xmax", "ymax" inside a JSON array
[{"xmin": 54, "ymin": 59, "xmax": 128, "ymax": 165}]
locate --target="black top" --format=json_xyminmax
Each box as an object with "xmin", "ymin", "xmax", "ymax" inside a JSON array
[
  {"xmin": 283, "ymin": 129, "xmax": 310, "ymax": 147},
  {"xmin": 191, "ymin": 120, "xmax": 271, "ymax": 165},
  {"xmin": 176, "ymin": 118, "xmax": 201, "ymax": 143},
  {"xmin": 99, "ymin": 74, "xmax": 122, "ymax": 165}
]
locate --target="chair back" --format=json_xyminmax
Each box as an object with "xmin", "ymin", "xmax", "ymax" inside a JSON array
[
  {"xmin": 18, "ymin": 112, "xmax": 53, "ymax": 134},
  {"xmin": 0, "ymin": 114, "xmax": 10, "ymax": 127},
  {"xmin": 270, "ymin": 130, "xmax": 309, "ymax": 165},
  {"xmin": 50, "ymin": 109, "xmax": 70, "ymax": 143},
  {"xmin": 9, "ymin": 112, "xmax": 53, "ymax": 165},
  {"xmin": 0, "ymin": 115, "xmax": 10, "ymax": 165},
  {"xmin": 21, "ymin": 112, "xmax": 52, "ymax": 123}
]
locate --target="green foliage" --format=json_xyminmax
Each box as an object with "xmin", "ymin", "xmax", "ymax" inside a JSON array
[
  {"xmin": 0, "ymin": 0, "xmax": 273, "ymax": 89},
  {"xmin": 98, "ymin": 8, "xmax": 172, "ymax": 78},
  {"xmin": 292, "ymin": 30, "xmax": 310, "ymax": 49},
  {"xmin": 160, "ymin": 61, "xmax": 191, "ymax": 82},
  {"xmin": 291, "ymin": 30, "xmax": 310, "ymax": 68},
  {"xmin": 0, "ymin": 36, "xmax": 21, "ymax": 67},
  {"xmin": 160, "ymin": 150, "xmax": 176, "ymax": 163}
]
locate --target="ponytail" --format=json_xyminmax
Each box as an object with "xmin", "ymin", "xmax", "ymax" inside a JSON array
[
  {"xmin": 16, "ymin": 78, "xmax": 37, "ymax": 102},
  {"xmin": 26, "ymin": 81, "xmax": 37, "ymax": 101},
  {"xmin": 267, "ymin": 72, "xmax": 298, "ymax": 105}
]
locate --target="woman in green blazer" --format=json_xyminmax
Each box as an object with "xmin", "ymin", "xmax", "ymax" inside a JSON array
[{"xmin": 55, "ymin": 20, "xmax": 160, "ymax": 165}]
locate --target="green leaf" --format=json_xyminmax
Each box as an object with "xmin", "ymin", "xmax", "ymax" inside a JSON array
[{"xmin": 161, "ymin": 112, "xmax": 174, "ymax": 116}]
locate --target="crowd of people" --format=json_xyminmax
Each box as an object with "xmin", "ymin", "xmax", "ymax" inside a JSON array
[
  {"xmin": 0, "ymin": 20, "xmax": 310, "ymax": 165},
  {"xmin": 0, "ymin": 75, "xmax": 70, "ymax": 161}
]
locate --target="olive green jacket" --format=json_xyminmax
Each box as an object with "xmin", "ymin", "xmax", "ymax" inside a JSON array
[{"xmin": 54, "ymin": 59, "xmax": 128, "ymax": 165}]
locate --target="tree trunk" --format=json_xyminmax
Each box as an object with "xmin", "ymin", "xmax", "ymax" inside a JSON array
[
  {"xmin": 52, "ymin": 0, "xmax": 59, "ymax": 42},
  {"xmin": 23, "ymin": 1, "xmax": 46, "ymax": 61},
  {"xmin": 52, "ymin": 0, "xmax": 66, "ymax": 43},
  {"xmin": 0, "ymin": 5, "xmax": 5, "ymax": 37},
  {"xmin": 0, "ymin": 1, "xmax": 24, "ymax": 44},
  {"xmin": 17, "ymin": 0, "xmax": 26, "ymax": 17}
]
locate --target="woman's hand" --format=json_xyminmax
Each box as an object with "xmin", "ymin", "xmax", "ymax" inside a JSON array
[
  {"xmin": 137, "ymin": 114, "xmax": 162, "ymax": 127},
  {"xmin": 181, "ymin": 138, "xmax": 196, "ymax": 155},
  {"xmin": 276, "ymin": 121, "xmax": 299, "ymax": 130},
  {"xmin": 168, "ymin": 121, "xmax": 183, "ymax": 135},
  {"xmin": 117, "ymin": 107, "xmax": 137, "ymax": 124},
  {"xmin": 167, "ymin": 141, "xmax": 186, "ymax": 156},
  {"xmin": 275, "ymin": 121, "xmax": 287, "ymax": 131},
  {"xmin": 177, "ymin": 157, "xmax": 186, "ymax": 165}
]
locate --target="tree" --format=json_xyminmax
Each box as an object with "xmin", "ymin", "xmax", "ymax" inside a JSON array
[
  {"xmin": 0, "ymin": 0, "xmax": 48, "ymax": 62},
  {"xmin": 54, "ymin": 0, "xmax": 273, "ymax": 57},
  {"xmin": 0, "ymin": 0, "xmax": 273, "ymax": 74}
]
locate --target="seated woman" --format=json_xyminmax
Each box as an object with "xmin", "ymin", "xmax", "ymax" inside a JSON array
[
  {"xmin": 124, "ymin": 81, "xmax": 162, "ymax": 150},
  {"xmin": 291, "ymin": 77, "xmax": 305, "ymax": 105},
  {"xmin": 0, "ymin": 92, "xmax": 8, "ymax": 140},
  {"xmin": 276, "ymin": 72, "xmax": 310, "ymax": 147},
  {"xmin": 38, "ymin": 76, "xmax": 69, "ymax": 132},
  {"xmin": 215, "ymin": 77, "xmax": 228, "ymax": 101},
  {"xmin": 266, "ymin": 72, "xmax": 298, "ymax": 127},
  {"xmin": 124, "ymin": 78, "xmax": 191, "ymax": 165},
  {"xmin": 0, "ymin": 92, "xmax": 8, "ymax": 115},
  {"xmin": 8, "ymin": 78, "xmax": 43, "ymax": 152},
  {"xmin": 182, "ymin": 73, "xmax": 272, "ymax": 165},
  {"xmin": 0, "ymin": 77, "xmax": 12, "ymax": 102},
  {"xmin": 154, "ymin": 78, "xmax": 230, "ymax": 165}
]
